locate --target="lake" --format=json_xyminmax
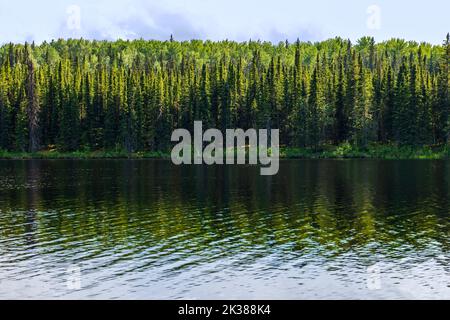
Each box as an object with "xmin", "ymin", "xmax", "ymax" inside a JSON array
[{"xmin": 0, "ymin": 159, "xmax": 448, "ymax": 299}]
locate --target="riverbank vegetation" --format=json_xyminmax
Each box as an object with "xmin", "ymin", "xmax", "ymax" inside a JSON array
[
  {"xmin": 1, "ymin": 143, "xmax": 450, "ymax": 160},
  {"xmin": 0, "ymin": 35, "xmax": 449, "ymax": 156}
]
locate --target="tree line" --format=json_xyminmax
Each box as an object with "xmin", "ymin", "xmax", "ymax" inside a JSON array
[{"xmin": 0, "ymin": 35, "xmax": 449, "ymax": 153}]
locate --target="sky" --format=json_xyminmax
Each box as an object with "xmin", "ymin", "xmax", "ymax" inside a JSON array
[{"xmin": 0, "ymin": 0, "xmax": 448, "ymax": 45}]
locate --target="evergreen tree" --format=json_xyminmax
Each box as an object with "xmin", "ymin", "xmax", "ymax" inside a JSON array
[
  {"xmin": 25, "ymin": 44, "xmax": 40, "ymax": 152},
  {"xmin": 0, "ymin": 36, "xmax": 447, "ymax": 153}
]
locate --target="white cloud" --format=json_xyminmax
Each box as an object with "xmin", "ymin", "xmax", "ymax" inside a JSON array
[{"xmin": 0, "ymin": 0, "xmax": 447, "ymax": 44}]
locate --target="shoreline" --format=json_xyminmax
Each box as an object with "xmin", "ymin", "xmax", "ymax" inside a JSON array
[{"xmin": 1, "ymin": 144, "xmax": 450, "ymax": 160}]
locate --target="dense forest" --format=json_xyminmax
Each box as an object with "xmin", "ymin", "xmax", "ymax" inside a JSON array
[{"xmin": 0, "ymin": 35, "xmax": 449, "ymax": 153}]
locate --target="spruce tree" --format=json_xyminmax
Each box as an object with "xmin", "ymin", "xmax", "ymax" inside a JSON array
[{"xmin": 25, "ymin": 44, "xmax": 40, "ymax": 152}]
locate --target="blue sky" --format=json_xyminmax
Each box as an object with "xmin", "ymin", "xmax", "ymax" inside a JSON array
[{"xmin": 0, "ymin": 0, "xmax": 448, "ymax": 44}]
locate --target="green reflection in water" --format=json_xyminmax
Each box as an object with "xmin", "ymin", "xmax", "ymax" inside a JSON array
[{"xmin": 0, "ymin": 160, "xmax": 448, "ymax": 298}]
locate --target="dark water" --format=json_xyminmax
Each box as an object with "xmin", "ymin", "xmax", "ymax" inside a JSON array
[{"xmin": 0, "ymin": 159, "xmax": 448, "ymax": 299}]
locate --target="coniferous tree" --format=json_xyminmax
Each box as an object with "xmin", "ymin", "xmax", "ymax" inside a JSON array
[
  {"xmin": 0, "ymin": 36, "xmax": 447, "ymax": 153},
  {"xmin": 25, "ymin": 44, "xmax": 40, "ymax": 152},
  {"xmin": 308, "ymin": 65, "xmax": 321, "ymax": 148},
  {"xmin": 434, "ymin": 33, "xmax": 450, "ymax": 143}
]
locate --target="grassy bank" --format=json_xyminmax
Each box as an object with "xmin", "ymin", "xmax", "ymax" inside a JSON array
[
  {"xmin": 0, "ymin": 150, "xmax": 171, "ymax": 160},
  {"xmin": 281, "ymin": 143, "xmax": 450, "ymax": 160},
  {"xmin": 1, "ymin": 143, "xmax": 450, "ymax": 160}
]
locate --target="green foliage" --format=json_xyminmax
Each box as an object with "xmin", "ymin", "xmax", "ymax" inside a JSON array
[
  {"xmin": 281, "ymin": 143, "xmax": 450, "ymax": 160},
  {"xmin": 0, "ymin": 36, "xmax": 448, "ymax": 154}
]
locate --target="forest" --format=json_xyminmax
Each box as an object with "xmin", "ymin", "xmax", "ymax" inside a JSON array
[{"xmin": 0, "ymin": 35, "xmax": 449, "ymax": 155}]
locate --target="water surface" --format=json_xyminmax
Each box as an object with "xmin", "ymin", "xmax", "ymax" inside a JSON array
[{"xmin": 0, "ymin": 159, "xmax": 448, "ymax": 299}]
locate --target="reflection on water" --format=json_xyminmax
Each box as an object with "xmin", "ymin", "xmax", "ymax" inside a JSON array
[{"xmin": 0, "ymin": 159, "xmax": 448, "ymax": 299}]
